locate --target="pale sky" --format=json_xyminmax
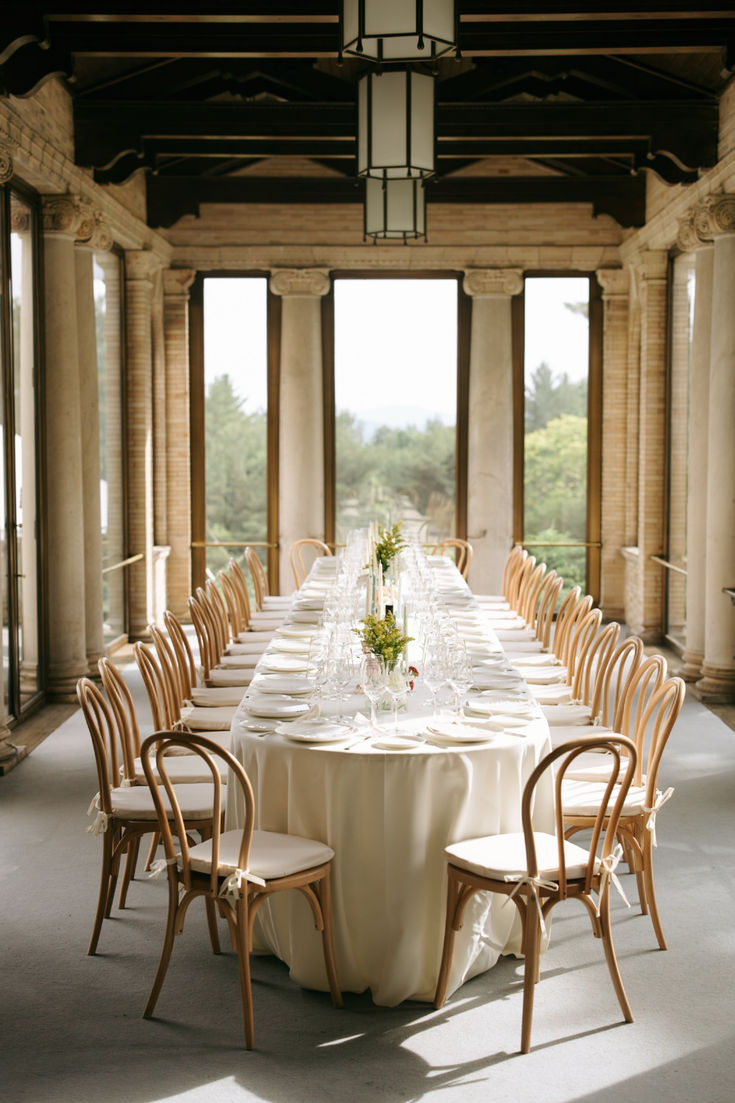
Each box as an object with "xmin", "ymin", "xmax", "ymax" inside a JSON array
[{"xmin": 201, "ymin": 274, "xmax": 591, "ymax": 421}]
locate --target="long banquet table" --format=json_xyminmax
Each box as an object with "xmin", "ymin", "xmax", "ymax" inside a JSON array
[{"xmin": 226, "ymin": 555, "xmax": 555, "ymax": 1007}]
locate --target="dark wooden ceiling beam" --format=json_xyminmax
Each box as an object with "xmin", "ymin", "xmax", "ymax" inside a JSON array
[
  {"xmin": 146, "ymin": 171, "xmax": 646, "ymax": 229},
  {"xmin": 74, "ymin": 98, "xmax": 717, "ymax": 173}
]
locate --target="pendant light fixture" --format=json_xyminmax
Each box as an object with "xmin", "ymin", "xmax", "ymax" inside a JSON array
[
  {"xmin": 364, "ymin": 177, "xmax": 426, "ymax": 241},
  {"xmin": 357, "ymin": 69, "xmax": 435, "ymax": 181},
  {"xmin": 341, "ymin": 0, "xmax": 457, "ymax": 63}
]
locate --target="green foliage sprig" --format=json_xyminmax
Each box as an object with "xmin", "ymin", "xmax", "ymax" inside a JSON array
[
  {"xmin": 355, "ymin": 613, "xmax": 413, "ymax": 670},
  {"xmin": 374, "ymin": 522, "xmax": 406, "ymax": 575}
]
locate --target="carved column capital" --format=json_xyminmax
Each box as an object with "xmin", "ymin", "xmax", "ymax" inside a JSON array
[
  {"xmin": 10, "ymin": 206, "xmax": 31, "ymax": 234},
  {"xmin": 163, "ymin": 268, "xmax": 196, "ymax": 298},
  {"xmin": 125, "ymin": 249, "xmax": 162, "ymax": 283},
  {"xmin": 693, "ymin": 193, "xmax": 735, "ymax": 239},
  {"xmin": 41, "ymin": 195, "xmax": 87, "ymax": 238},
  {"xmin": 0, "ymin": 145, "xmax": 13, "ymax": 184},
  {"xmin": 596, "ymin": 268, "xmax": 629, "ymax": 298},
  {"xmin": 677, "ymin": 207, "xmax": 714, "ymax": 253},
  {"xmin": 269, "ymin": 268, "xmax": 331, "ymax": 297},
  {"xmin": 463, "ymin": 269, "xmax": 524, "ymax": 298},
  {"xmin": 76, "ymin": 206, "xmax": 114, "ymax": 252}
]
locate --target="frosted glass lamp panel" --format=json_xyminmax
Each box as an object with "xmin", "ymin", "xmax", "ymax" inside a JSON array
[
  {"xmin": 342, "ymin": 0, "xmax": 456, "ymax": 60},
  {"xmin": 372, "ymin": 73, "xmax": 408, "ymax": 176},
  {"xmin": 410, "ymin": 74, "xmax": 435, "ymax": 175}
]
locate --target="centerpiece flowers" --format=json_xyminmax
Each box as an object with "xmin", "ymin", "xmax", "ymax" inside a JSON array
[
  {"xmin": 373, "ymin": 522, "xmax": 406, "ymax": 575},
  {"xmin": 356, "ymin": 611, "xmax": 413, "ymax": 671},
  {"xmin": 356, "ymin": 612, "xmax": 419, "ymax": 732}
]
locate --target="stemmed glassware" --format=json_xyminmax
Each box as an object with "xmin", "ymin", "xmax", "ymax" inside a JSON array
[
  {"xmin": 360, "ymin": 653, "xmax": 386, "ymax": 729},
  {"xmin": 382, "ymin": 655, "xmax": 411, "ymax": 734},
  {"xmin": 447, "ymin": 644, "xmax": 473, "ymax": 715}
]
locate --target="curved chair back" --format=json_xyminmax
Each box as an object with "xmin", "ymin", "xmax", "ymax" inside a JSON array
[
  {"xmin": 436, "ymin": 538, "xmax": 473, "ymax": 580},
  {"xmin": 134, "ymin": 641, "xmax": 179, "ymax": 731},
  {"xmin": 228, "ymin": 557, "xmax": 255, "ymax": 628},
  {"xmin": 633, "ymin": 676, "xmax": 685, "ymax": 795},
  {"xmin": 534, "ymin": 572, "xmax": 563, "ymax": 651},
  {"xmin": 98, "ymin": 656, "xmax": 143, "ymax": 763},
  {"xmin": 77, "ymin": 676, "xmax": 132, "ymax": 798},
  {"xmin": 163, "ymin": 610, "xmax": 198, "ymax": 699},
  {"xmin": 149, "ymin": 622, "xmax": 188, "ymax": 710},
  {"xmin": 590, "ymin": 634, "xmax": 644, "ymax": 728},
  {"xmin": 218, "ymin": 569, "xmax": 246, "ymax": 638},
  {"xmin": 518, "ymin": 561, "xmax": 547, "ymax": 625},
  {"xmin": 554, "ymin": 591, "xmax": 593, "ymax": 666},
  {"xmin": 615, "ymin": 653, "xmax": 668, "ymax": 747},
  {"xmin": 509, "ymin": 554, "xmax": 537, "ymax": 613},
  {"xmin": 502, "ymin": 545, "xmax": 527, "ymax": 602},
  {"xmin": 525, "ymin": 733, "xmax": 638, "ymax": 899},
  {"xmin": 565, "ymin": 606, "xmax": 603, "ymax": 691},
  {"xmin": 290, "ymin": 538, "xmax": 333, "ymax": 589},
  {"xmin": 245, "ymin": 546, "xmax": 269, "ymax": 608},
  {"xmin": 572, "ymin": 620, "xmax": 621, "ymax": 708},
  {"xmin": 188, "ymin": 594, "xmax": 217, "ymax": 680}
]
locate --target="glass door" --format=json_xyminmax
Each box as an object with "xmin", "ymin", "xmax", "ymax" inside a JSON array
[{"xmin": 1, "ymin": 188, "xmax": 43, "ymax": 718}]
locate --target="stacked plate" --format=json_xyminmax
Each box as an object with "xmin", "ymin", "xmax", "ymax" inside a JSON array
[{"xmin": 274, "ymin": 718, "xmax": 351, "ymax": 744}]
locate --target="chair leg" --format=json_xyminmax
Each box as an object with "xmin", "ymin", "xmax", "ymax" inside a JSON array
[
  {"xmin": 434, "ymin": 869, "xmax": 463, "ymax": 1010},
  {"xmin": 318, "ymin": 869, "xmax": 343, "ymax": 1008},
  {"xmin": 118, "ymin": 835, "xmax": 140, "ymax": 909},
  {"xmin": 641, "ymin": 831, "xmax": 667, "ymax": 950},
  {"xmin": 235, "ymin": 895, "xmax": 255, "ymax": 1050},
  {"xmin": 144, "ymin": 831, "xmax": 160, "ymax": 872},
  {"xmin": 205, "ymin": 896, "xmax": 221, "ymax": 954},
  {"xmin": 520, "ymin": 906, "xmax": 540, "ymax": 1054},
  {"xmin": 105, "ymin": 828, "xmax": 123, "ymax": 917},
  {"xmin": 88, "ymin": 831, "xmax": 113, "ymax": 955},
  {"xmin": 144, "ymin": 874, "xmax": 181, "ymax": 1019},
  {"xmin": 598, "ymin": 890, "xmax": 634, "ymax": 1022}
]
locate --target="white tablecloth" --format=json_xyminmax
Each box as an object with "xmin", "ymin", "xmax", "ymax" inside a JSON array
[{"xmin": 227, "ymin": 561, "xmax": 554, "ymax": 1005}]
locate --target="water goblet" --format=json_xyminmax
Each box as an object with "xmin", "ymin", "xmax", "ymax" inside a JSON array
[{"xmin": 360, "ymin": 653, "xmax": 386, "ymax": 729}]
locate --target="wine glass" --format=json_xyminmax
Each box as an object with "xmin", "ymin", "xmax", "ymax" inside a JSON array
[
  {"xmin": 382, "ymin": 655, "xmax": 411, "ymax": 734},
  {"xmin": 360, "ymin": 653, "xmax": 386, "ymax": 729},
  {"xmin": 447, "ymin": 645, "xmax": 473, "ymax": 715}
]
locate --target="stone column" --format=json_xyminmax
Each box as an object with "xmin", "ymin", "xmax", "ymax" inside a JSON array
[
  {"xmin": 163, "ymin": 268, "xmax": 195, "ymax": 618},
  {"xmin": 270, "ymin": 268, "xmax": 330, "ymax": 594},
  {"xmin": 76, "ymin": 210, "xmax": 113, "ymax": 674},
  {"xmin": 695, "ymin": 195, "xmax": 735, "ymax": 702},
  {"xmin": 125, "ymin": 250, "xmax": 160, "ymax": 638},
  {"xmin": 623, "ymin": 251, "xmax": 669, "ymax": 641},
  {"xmin": 462, "ymin": 268, "xmax": 523, "ymax": 593},
  {"xmin": 41, "ymin": 195, "xmax": 88, "ymax": 699},
  {"xmin": 596, "ymin": 268, "xmax": 630, "ymax": 622},
  {"xmin": 677, "ymin": 209, "xmax": 714, "ymax": 681}
]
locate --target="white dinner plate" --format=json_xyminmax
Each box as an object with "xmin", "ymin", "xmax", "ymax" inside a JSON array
[
  {"xmin": 271, "ymin": 638, "xmax": 312, "ymax": 654},
  {"xmin": 278, "ymin": 625, "xmax": 319, "ymax": 639},
  {"xmin": 261, "ymin": 654, "xmax": 314, "ymax": 674},
  {"xmin": 253, "ymin": 674, "xmax": 315, "ymax": 695},
  {"xmin": 244, "ymin": 696, "xmax": 312, "ymax": 719},
  {"xmin": 240, "ymin": 718, "xmax": 276, "ymax": 733},
  {"xmin": 514, "ymin": 667, "xmax": 567, "ymax": 685},
  {"xmin": 482, "ymin": 714, "xmax": 533, "ymax": 730},
  {"xmin": 276, "ymin": 720, "xmax": 351, "ymax": 744},
  {"xmin": 476, "ymin": 697, "xmax": 539, "ymax": 719}
]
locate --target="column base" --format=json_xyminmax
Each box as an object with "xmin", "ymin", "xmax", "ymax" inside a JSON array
[
  {"xmin": 0, "ymin": 736, "xmax": 29, "ymax": 775},
  {"xmin": 693, "ymin": 664, "xmax": 735, "ymax": 704},
  {"xmin": 47, "ymin": 662, "xmax": 89, "ymax": 702},
  {"xmin": 679, "ymin": 648, "xmax": 704, "ymax": 683}
]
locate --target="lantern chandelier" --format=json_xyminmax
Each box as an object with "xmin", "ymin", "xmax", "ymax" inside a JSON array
[
  {"xmin": 341, "ymin": 0, "xmax": 458, "ymax": 63},
  {"xmin": 342, "ymin": 1, "xmax": 458, "ymax": 241},
  {"xmin": 364, "ymin": 177, "xmax": 426, "ymax": 242}
]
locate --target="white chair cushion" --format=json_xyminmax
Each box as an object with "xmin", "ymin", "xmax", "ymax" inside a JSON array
[
  {"xmin": 504, "ymin": 650, "xmax": 554, "ymax": 664},
  {"xmin": 557, "ymin": 748, "xmax": 631, "ymax": 782},
  {"xmin": 131, "ymin": 753, "xmax": 228, "ymax": 784},
  {"xmin": 180, "ymin": 705, "xmax": 237, "ymax": 730},
  {"xmin": 106, "ymin": 782, "xmax": 219, "ymax": 821},
  {"xmin": 542, "ymin": 703, "xmax": 594, "ymax": 726},
  {"xmin": 549, "ymin": 723, "xmax": 609, "ymax": 748},
  {"xmin": 236, "ymin": 629, "xmax": 276, "ymax": 641},
  {"xmin": 226, "ymin": 641, "xmax": 268, "ymax": 656},
  {"xmin": 445, "ymin": 831, "xmax": 592, "ymax": 882},
  {"xmin": 530, "ymin": 684, "xmax": 573, "ymax": 706},
  {"xmin": 190, "ymin": 686, "xmax": 244, "ymax": 707},
  {"xmin": 562, "ymin": 779, "xmax": 648, "ymax": 818},
  {"xmin": 188, "ymin": 829, "xmax": 334, "ymax": 881},
  {"xmin": 515, "ymin": 665, "xmax": 568, "ymax": 685},
  {"xmin": 216, "ymin": 655, "xmax": 259, "ymax": 669},
  {"xmin": 207, "ymin": 669, "xmax": 252, "ymax": 687}
]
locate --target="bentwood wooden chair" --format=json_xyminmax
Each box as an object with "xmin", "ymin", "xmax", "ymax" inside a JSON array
[
  {"xmin": 77, "ymin": 677, "xmax": 219, "ymax": 954},
  {"xmin": 163, "ymin": 608, "xmax": 247, "ymax": 709},
  {"xmin": 290, "ymin": 538, "xmax": 333, "ymax": 589},
  {"xmin": 140, "ymin": 730, "xmax": 342, "ymax": 1048},
  {"xmin": 229, "ymin": 556, "xmax": 287, "ymax": 631},
  {"xmin": 434, "ymin": 734, "xmax": 638, "ymax": 1053},
  {"xmin": 563, "ymin": 677, "xmax": 685, "ymax": 950},
  {"xmin": 245, "ymin": 546, "xmax": 292, "ymax": 612},
  {"xmin": 435, "ymin": 538, "xmax": 473, "ymax": 580}
]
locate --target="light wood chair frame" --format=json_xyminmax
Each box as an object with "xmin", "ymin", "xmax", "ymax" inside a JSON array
[
  {"xmin": 140, "ymin": 730, "xmax": 343, "ymax": 1048},
  {"xmin": 565, "ymin": 677, "xmax": 685, "ymax": 950},
  {"xmin": 435, "ymin": 538, "xmax": 473, "ymax": 580},
  {"xmin": 76, "ymin": 678, "xmax": 215, "ymax": 954},
  {"xmin": 434, "ymin": 733, "xmax": 638, "ymax": 1053},
  {"xmin": 290, "ymin": 538, "xmax": 333, "ymax": 589}
]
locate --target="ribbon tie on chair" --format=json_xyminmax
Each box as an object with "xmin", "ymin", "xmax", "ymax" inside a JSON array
[
  {"xmin": 596, "ymin": 843, "xmax": 630, "ymax": 915},
  {"xmin": 642, "ymin": 786, "xmax": 674, "ymax": 847},
  {"xmin": 149, "ymin": 856, "xmax": 178, "ymax": 879},
  {"xmin": 219, "ymin": 867, "xmax": 267, "ymax": 901},
  {"xmin": 503, "ymin": 873, "xmax": 558, "ymax": 937},
  {"xmin": 87, "ymin": 810, "xmax": 110, "ymax": 835}
]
